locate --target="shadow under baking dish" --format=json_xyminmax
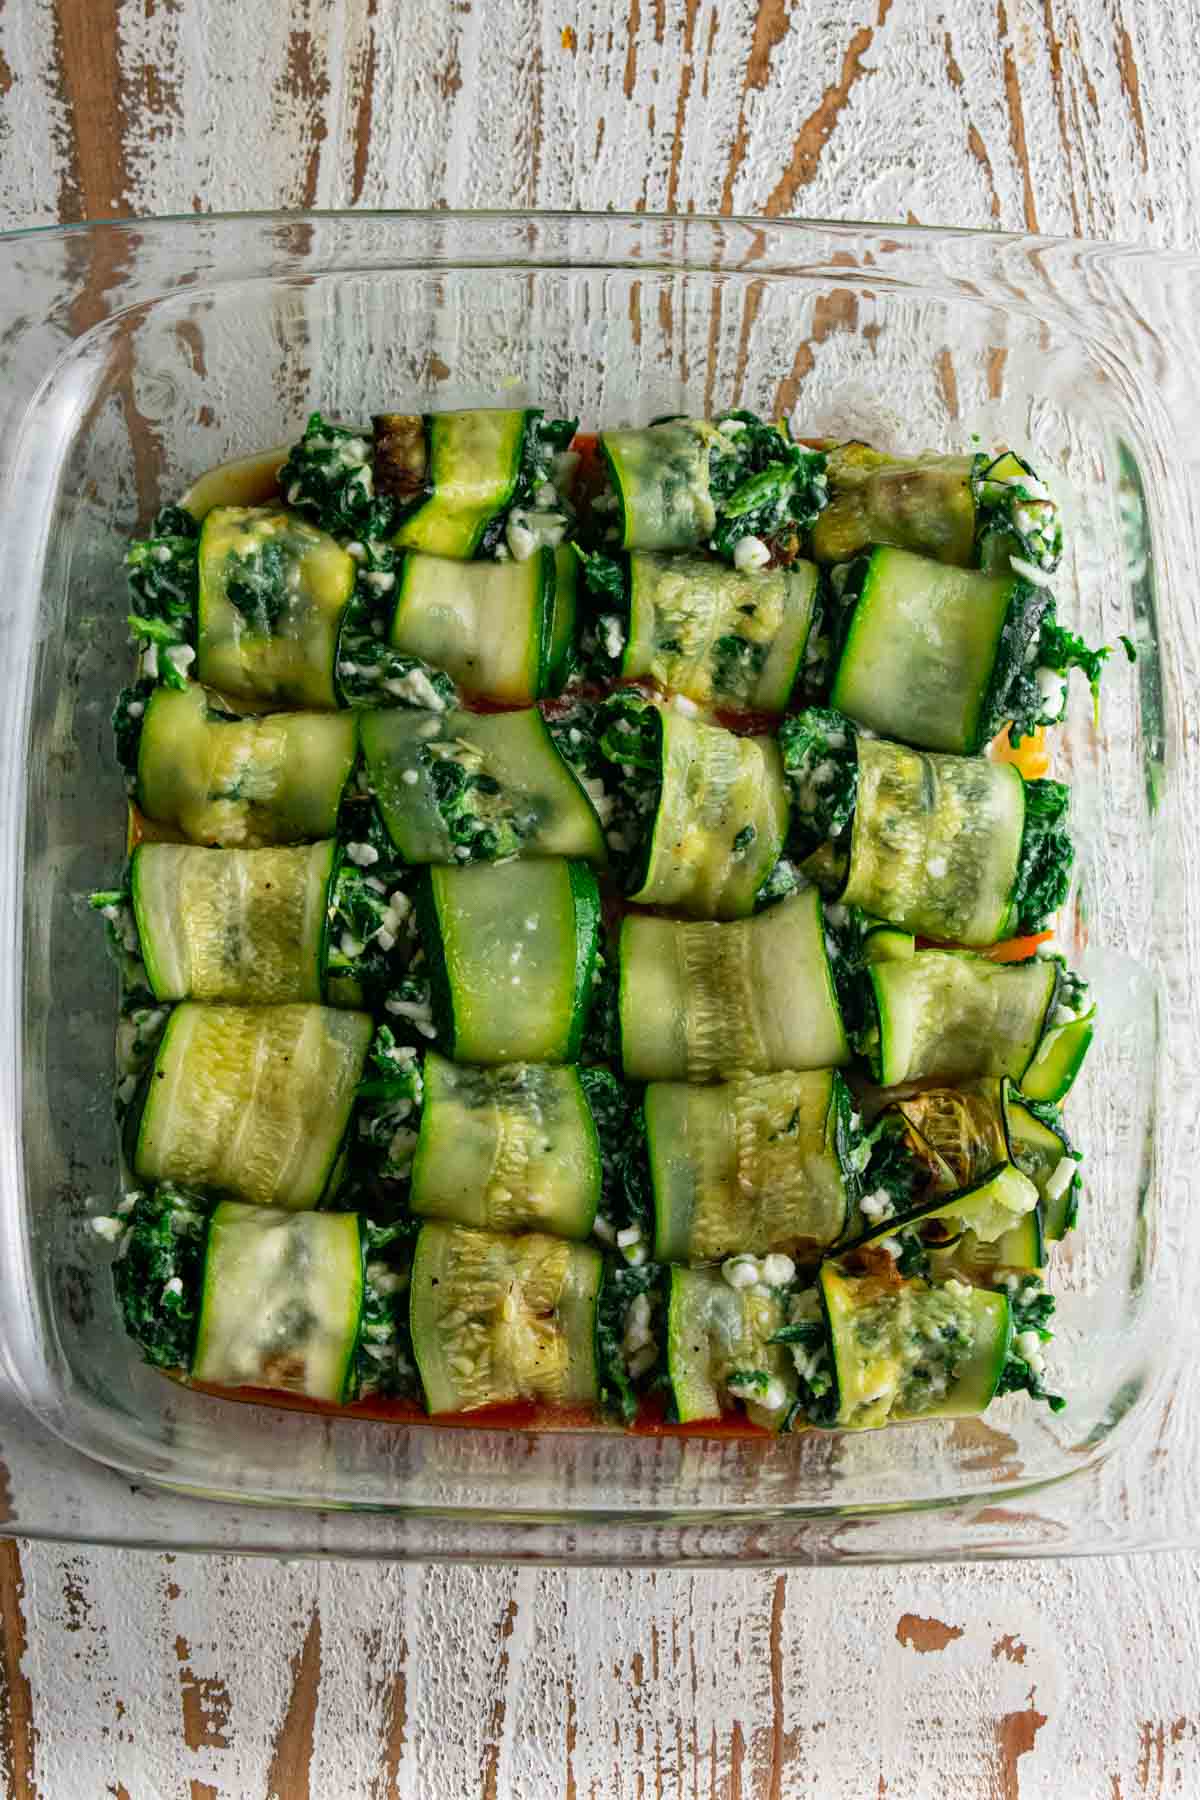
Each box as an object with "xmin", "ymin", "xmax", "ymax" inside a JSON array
[{"xmin": 0, "ymin": 211, "xmax": 1180, "ymax": 1562}]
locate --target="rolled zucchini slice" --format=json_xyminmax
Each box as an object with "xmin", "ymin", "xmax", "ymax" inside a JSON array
[
  {"xmin": 859, "ymin": 949, "xmax": 1091, "ymax": 1095},
  {"xmin": 1005, "ymin": 1091, "xmax": 1082, "ymax": 1240},
  {"xmin": 582, "ymin": 549, "xmax": 820, "ymax": 712},
  {"xmin": 829, "ymin": 547, "xmax": 1046, "ymax": 754},
  {"xmin": 618, "ymin": 886, "xmax": 849, "ymax": 1082},
  {"xmin": 410, "ymin": 1053, "xmax": 601, "ymax": 1238},
  {"xmin": 361, "ymin": 704, "xmax": 605, "ymax": 865},
  {"xmin": 666, "ymin": 1265, "xmax": 797, "ymax": 1425},
  {"xmin": 781, "ymin": 709, "xmax": 1074, "ymax": 945},
  {"xmin": 192, "ymin": 1202, "xmax": 365, "ymax": 1403},
  {"xmin": 647, "ymin": 1070, "xmax": 857, "ymax": 1264},
  {"xmin": 595, "ymin": 414, "xmax": 827, "ymax": 560},
  {"xmin": 133, "ymin": 1002, "xmax": 374, "ymax": 1209},
  {"xmin": 375, "ymin": 409, "xmax": 576, "ymax": 561},
  {"xmin": 853, "ymin": 1164, "xmax": 1043, "ymax": 1276},
  {"xmin": 196, "ymin": 505, "xmax": 356, "ymax": 708},
  {"xmin": 409, "ymin": 1221, "xmax": 603, "ymax": 1414},
  {"xmin": 386, "ymin": 548, "xmax": 561, "ymax": 701},
  {"xmin": 129, "ymin": 841, "xmax": 337, "ymax": 1005},
  {"xmin": 134, "ymin": 682, "xmax": 358, "ymax": 847},
  {"xmin": 810, "ymin": 443, "xmax": 1062, "ymax": 574},
  {"xmin": 819, "ymin": 1264, "xmax": 1011, "ymax": 1430},
  {"xmin": 418, "ymin": 858, "xmax": 601, "ymax": 1065},
  {"xmin": 106, "ymin": 1185, "xmax": 415, "ymax": 1403},
  {"xmin": 598, "ymin": 694, "xmax": 788, "ymax": 919}
]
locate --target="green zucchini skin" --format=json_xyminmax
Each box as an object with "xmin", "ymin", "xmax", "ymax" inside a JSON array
[
  {"xmin": 409, "ymin": 1221, "xmax": 603, "ymax": 1414},
  {"xmin": 133, "ymin": 1002, "xmax": 375, "ymax": 1210},
  {"xmin": 410, "ymin": 1053, "xmax": 601, "ymax": 1239},
  {"xmin": 417, "ymin": 858, "xmax": 600, "ymax": 1066},
  {"xmin": 135, "ymin": 683, "xmax": 359, "ymax": 847},
  {"xmin": 192, "ymin": 1201, "xmax": 365, "ymax": 1404},
  {"xmin": 861, "ymin": 950, "xmax": 1072, "ymax": 1090},
  {"xmin": 196, "ymin": 505, "xmax": 357, "ymax": 708},
  {"xmin": 647, "ymin": 1070, "xmax": 853, "ymax": 1264},
  {"xmin": 829, "ymin": 547, "xmax": 1046, "ymax": 754},
  {"xmin": 618, "ymin": 887, "xmax": 848, "ymax": 1082},
  {"xmin": 588, "ymin": 549, "xmax": 820, "ymax": 712},
  {"xmin": 130, "ymin": 840, "xmax": 338, "ymax": 1005},
  {"xmin": 819, "ymin": 1264, "xmax": 1011, "ymax": 1430},
  {"xmin": 385, "ymin": 547, "xmax": 561, "ymax": 702},
  {"xmin": 360, "ymin": 704, "xmax": 606, "ymax": 866},
  {"xmin": 666, "ymin": 1265, "xmax": 798, "ymax": 1425},
  {"xmin": 599, "ymin": 695, "xmax": 789, "ymax": 920}
]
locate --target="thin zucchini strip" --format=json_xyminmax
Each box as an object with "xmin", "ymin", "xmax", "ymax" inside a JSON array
[
  {"xmin": 810, "ymin": 443, "xmax": 1062, "ymax": 574},
  {"xmin": 129, "ymin": 682, "xmax": 359, "ymax": 847},
  {"xmin": 594, "ymin": 412, "xmax": 826, "ymax": 561},
  {"xmin": 103, "ymin": 1184, "xmax": 414, "ymax": 1403},
  {"xmin": 361, "ymin": 704, "xmax": 606, "ymax": 864},
  {"xmin": 647, "ymin": 1069, "xmax": 860, "ymax": 1263},
  {"xmin": 417, "ymin": 858, "xmax": 601, "ymax": 1065},
  {"xmin": 780, "ymin": 708, "xmax": 1074, "ymax": 945},
  {"xmin": 827, "ymin": 546, "xmax": 1106, "ymax": 752},
  {"xmin": 597, "ymin": 692, "xmax": 789, "ymax": 919},
  {"xmin": 818, "ymin": 1264, "xmax": 1012, "ymax": 1430},
  {"xmin": 132, "ymin": 1003, "xmax": 375, "ymax": 1209},
  {"xmin": 858, "ymin": 947, "xmax": 1093, "ymax": 1097},
  {"xmin": 409, "ymin": 1221, "xmax": 603, "ymax": 1413},
  {"xmin": 618, "ymin": 887, "xmax": 849, "ymax": 1082},
  {"xmin": 384, "ymin": 548, "xmax": 573, "ymax": 702},
  {"xmin": 667, "ymin": 1264, "xmax": 799, "ymax": 1426},
  {"xmin": 410, "ymin": 1053, "xmax": 601, "ymax": 1239},
  {"xmin": 579, "ymin": 548, "xmax": 820, "ymax": 712}
]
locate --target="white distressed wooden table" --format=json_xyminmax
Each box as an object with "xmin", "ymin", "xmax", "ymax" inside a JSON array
[{"xmin": 1, "ymin": 4, "xmax": 1199, "ymax": 1795}]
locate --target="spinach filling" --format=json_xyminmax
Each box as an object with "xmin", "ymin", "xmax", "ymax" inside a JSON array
[
  {"xmin": 778, "ymin": 707, "xmax": 859, "ymax": 864},
  {"xmin": 971, "ymin": 451, "xmax": 1063, "ymax": 574},
  {"xmin": 1011, "ymin": 779, "xmax": 1074, "ymax": 935},
  {"xmin": 704, "ymin": 411, "xmax": 828, "ymax": 564},
  {"xmin": 994, "ymin": 1275, "xmax": 1064, "ymax": 1411},
  {"xmin": 594, "ymin": 691, "xmax": 662, "ymax": 889},
  {"xmin": 595, "ymin": 1260, "xmax": 665, "ymax": 1424},
  {"xmin": 125, "ymin": 505, "xmax": 200, "ymax": 685},
  {"xmin": 770, "ymin": 1291, "xmax": 837, "ymax": 1429},
  {"xmin": 334, "ymin": 539, "xmax": 456, "ymax": 713},
  {"xmin": 573, "ymin": 547, "xmax": 632, "ymax": 680},
  {"xmin": 477, "ymin": 413, "xmax": 580, "ymax": 559},
  {"xmin": 109, "ymin": 1182, "xmax": 208, "ymax": 1370}
]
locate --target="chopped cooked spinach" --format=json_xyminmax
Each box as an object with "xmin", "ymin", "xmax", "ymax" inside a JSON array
[
  {"xmin": 110, "ymin": 1184, "xmax": 208, "ymax": 1370},
  {"xmin": 778, "ymin": 708, "xmax": 859, "ymax": 859},
  {"xmin": 574, "ymin": 548, "xmax": 631, "ymax": 678},
  {"xmin": 112, "ymin": 680, "xmax": 155, "ymax": 779},
  {"xmin": 995, "ymin": 1277, "xmax": 1065, "ymax": 1411},
  {"xmin": 334, "ymin": 536, "xmax": 458, "ymax": 711},
  {"xmin": 996, "ymin": 597, "xmax": 1113, "ymax": 746},
  {"xmin": 223, "ymin": 538, "xmax": 292, "ymax": 633},
  {"xmin": 972, "ymin": 451, "xmax": 1062, "ymax": 573},
  {"xmin": 352, "ymin": 1025, "xmax": 425, "ymax": 1185},
  {"xmin": 707, "ymin": 412, "xmax": 828, "ymax": 564},
  {"xmin": 358, "ymin": 1217, "xmax": 419, "ymax": 1399},
  {"xmin": 327, "ymin": 828, "xmax": 416, "ymax": 1003},
  {"xmin": 279, "ymin": 412, "xmax": 398, "ymax": 542},
  {"xmin": 595, "ymin": 690, "xmax": 662, "ymax": 887},
  {"xmin": 477, "ymin": 412, "xmax": 580, "ymax": 558},
  {"xmin": 126, "ymin": 505, "xmax": 200, "ymax": 685},
  {"xmin": 1011, "ymin": 778, "xmax": 1074, "ymax": 934},
  {"xmin": 595, "ymin": 1259, "xmax": 663, "ymax": 1423}
]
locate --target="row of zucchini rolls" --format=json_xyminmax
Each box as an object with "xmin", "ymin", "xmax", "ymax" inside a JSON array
[{"xmin": 90, "ymin": 406, "xmax": 1108, "ymax": 1434}]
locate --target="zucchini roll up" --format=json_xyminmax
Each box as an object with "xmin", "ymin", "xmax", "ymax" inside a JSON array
[
  {"xmin": 855, "ymin": 947, "xmax": 1094, "ymax": 1101},
  {"xmin": 645, "ymin": 1068, "xmax": 865, "ymax": 1265},
  {"xmin": 593, "ymin": 692, "xmax": 789, "ymax": 919},
  {"xmin": 781, "ymin": 707, "xmax": 1073, "ymax": 946},
  {"xmin": 360, "ymin": 704, "xmax": 606, "ymax": 866},
  {"xmin": 578, "ymin": 546, "xmax": 821, "ymax": 713},
  {"xmin": 125, "ymin": 500, "xmax": 458, "ymax": 714},
  {"xmin": 824, "ymin": 546, "xmax": 1108, "ymax": 753},
  {"xmin": 409, "ymin": 1221, "xmax": 603, "ymax": 1415},
  {"xmin": 277, "ymin": 409, "xmax": 579, "ymax": 562},
  {"xmin": 92, "ymin": 837, "xmax": 416, "ymax": 1011},
  {"xmin": 618, "ymin": 888, "xmax": 849, "ymax": 1082},
  {"xmin": 98, "ymin": 1184, "xmax": 415, "ymax": 1404},
  {"xmin": 593, "ymin": 411, "xmax": 827, "ymax": 563},
  {"xmin": 811, "ymin": 443, "xmax": 1063, "ymax": 576}
]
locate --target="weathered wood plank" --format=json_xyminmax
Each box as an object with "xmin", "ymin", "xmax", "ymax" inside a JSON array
[{"xmin": 8, "ymin": 1546, "xmax": 1200, "ymax": 1797}]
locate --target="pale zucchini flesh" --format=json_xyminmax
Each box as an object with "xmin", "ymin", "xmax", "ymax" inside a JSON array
[
  {"xmin": 191, "ymin": 1201, "xmax": 363, "ymax": 1402},
  {"xmin": 388, "ymin": 549, "xmax": 549, "ymax": 701},
  {"xmin": 392, "ymin": 410, "xmax": 529, "ymax": 558}
]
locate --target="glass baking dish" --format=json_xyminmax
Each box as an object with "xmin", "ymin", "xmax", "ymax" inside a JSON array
[{"xmin": 0, "ymin": 210, "xmax": 1191, "ymax": 1564}]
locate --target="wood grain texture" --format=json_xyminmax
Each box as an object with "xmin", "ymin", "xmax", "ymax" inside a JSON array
[{"xmin": 3, "ymin": 2, "xmax": 1200, "ymax": 1796}]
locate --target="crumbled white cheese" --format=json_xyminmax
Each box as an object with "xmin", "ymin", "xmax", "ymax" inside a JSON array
[
  {"xmin": 165, "ymin": 643, "xmax": 196, "ymax": 677},
  {"xmin": 1044, "ymin": 1155, "xmax": 1076, "ymax": 1202},
  {"xmin": 926, "ymin": 855, "xmax": 948, "ymax": 879},
  {"xmin": 1016, "ymin": 1329, "xmax": 1043, "ymax": 1360},
  {"xmin": 401, "ymin": 768, "xmax": 420, "ymax": 786},
  {"xmin": 90, "ymin": 1216, "xmax": 124, "ymax": 1243},
  {"xmin": 616, "ymin": 1224, "xmax": 642, "ymax": 1249},
  {"xmin": 592, "ymin": 1215, "xmax": 616, "ymax": 1246},
  {"xmin": 384, "ymin": 668, "xmax": 447, "ymax": 711},
  {"xmin": 346, "ymin": 841, "xmax": 379, "ymax": 867},
  {"xmin": 760, "ymin": 1253, "xmax": 795, "ymax": 1288},
  {"xmin": 1036, "ymin": 666, "xmax": 1068, "ymax": 717},
  {"xmin": 1008, "ymin": 554, "xmax": 1055, "ymax": 589},
  {"xmin": 732, "ymin": 535, "xmax": 771, "ymax": 572},
  {"xmin": 339, "ymin": 931, "xmax": 364, "ymax": 958},
  {"xmin": 670, "ymin": 694, "xmax": 700, "ymax": 717},
  {"xmin": 599, "ymin": 613, "xmax": 626, "ymax": 661},
  {"xmin": 375, "ymin": 928, "xmax": 396, "ymax": 953},
  {"xmin": 859, "ymin": 1189, "xmax": 894, "ymax": 1225},
  {"xmin": 721, "ymin": 1255, "xmax": 760, "ymax": 1291},
  {"xmin": 142, "ymin": 644, "xmax": 159, "ymax": 680}
]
